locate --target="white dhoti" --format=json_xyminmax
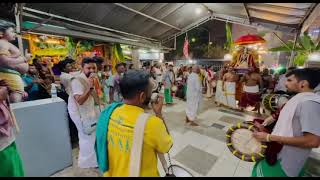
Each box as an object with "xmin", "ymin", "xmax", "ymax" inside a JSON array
[
  {"xmin": 223, "ymin": 82, "xmax": 237, "ymax": 108},
  {"xmin": 186, "ymin": 73, "xmax": 202, "ymax": 121},
  {"xmin": 69, "ymin": 112, "xmax": 98, "ymax": 168},
  {"xmin": 215, "ymin": 80, "xmax": 224, "ymax": 104},
  {"xmin": 243, "ymin": 85, "xmax": 259, "ymax": 93}
]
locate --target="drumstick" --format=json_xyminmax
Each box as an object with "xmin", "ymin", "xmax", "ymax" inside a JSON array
[{"xmin": 6, "ymin": 98, "xmax": 20, "ymax": 133}]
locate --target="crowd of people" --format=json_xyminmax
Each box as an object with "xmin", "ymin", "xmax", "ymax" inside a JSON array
[{"xmin": 1, "ymin": 18, "xmax": 320, "ymax": 177}]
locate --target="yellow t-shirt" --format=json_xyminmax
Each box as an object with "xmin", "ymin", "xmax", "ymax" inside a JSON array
[{"xmin": 103, "ymin": 104, "xmax": 173, "ymax": 177}]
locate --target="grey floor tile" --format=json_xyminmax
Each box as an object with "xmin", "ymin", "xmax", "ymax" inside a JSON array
[
  {"xmin": 203, "ymin": 128, "xmax": 227, "ymax": 143},
  {"xmin": 211, "ymin": 123, "xmax": 225, "ymax": 129},
  {"xmin": 173, "ymin": 145, "xmax": 218, "ymax": 176},
  {"xmin": 218, "ymin": 115, "xmax": 244, "ymax": 125}
]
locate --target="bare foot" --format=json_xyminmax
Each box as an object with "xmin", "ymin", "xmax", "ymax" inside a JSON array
[
  {"xmin": 186, "ymin": 116, "xmax": 191, "ymax": 123},
  {"xmin": 189, "ymin": 122, "xmax": 199, "ymax": 126}
]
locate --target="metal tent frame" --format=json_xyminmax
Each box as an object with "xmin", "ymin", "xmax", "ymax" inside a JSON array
[{"xmin": 14, "ymin": 3, "xmax": 320, "ymax": 65}]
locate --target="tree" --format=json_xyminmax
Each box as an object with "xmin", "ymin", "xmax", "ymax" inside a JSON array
[
  {"xmin": 269, "ymin": 32, "xmax": 320, "ymax": 66},
  {"xmin": 203, "ymin": 44, "xmax": 228, "ymax": 59}
]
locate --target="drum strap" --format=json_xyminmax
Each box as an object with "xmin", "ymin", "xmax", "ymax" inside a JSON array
[{"xmin": 129, "ymin": 112, "xmax": 169, "ymax": 177}]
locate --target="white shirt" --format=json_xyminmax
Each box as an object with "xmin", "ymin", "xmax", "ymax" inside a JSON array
[
  {"xmin": 155, "ymin": 67, "xmax": 162, "ymax": 83},
  {"xmin": 68, "ymin": 73, "xmax": 96, "ymax": 120},
  {"xmin": 60, "ymin": 72, "xmax": 73, "ymax": 95}
]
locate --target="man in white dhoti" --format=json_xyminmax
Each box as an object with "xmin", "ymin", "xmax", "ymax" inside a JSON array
[
  {"xmin": 215, "ymin": 66, "xmax": 227, "ymax": 106},
  {"xmin": 68, "ymin": 57, "xmax": 99, "ymax": 168},
  {"xmin": 185, "ymin": 65, "xmax": 202, "ymax": 126},
  {"xmin": 222, "ymin": 67, "xmax": 239, "ymax": 109}
]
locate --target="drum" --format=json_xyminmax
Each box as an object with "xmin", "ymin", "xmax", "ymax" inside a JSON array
[
  {"xmin": 262, "ymin": 94, "xmax": 289, "ymax": 113},
  {"xmin": 150, "ymin": 78, "xmax": 159, "ymax": 93},
  {"xmin": 226, "ymin": 122, "xmax": 267, "ymax": 162},
  {"xmin": 166, "ymin": 165, "xmax": 193, "ymax": 177}
]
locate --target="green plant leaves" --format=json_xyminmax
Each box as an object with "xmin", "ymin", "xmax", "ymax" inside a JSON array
[
  {"xmin": 269, "ymin": 46, "xmax": 292, "ymax": 52},
  {"xmin": 294, "ymin": 52, "xmax": 307, "ymax": 66},
  {"xmin": 299, "ymin": 32, "xmax": 312, "ymax": 51},
  {"xmin": 112, "ymin": 43, "xmax": 125, "ymax": 63},
  {"xmin": 224, "ymin": 22, "xmax": 234, "ymax": 53},
  {"xmin": 269, "ymin": 33, "xmax": 320, "ymax": 66}
]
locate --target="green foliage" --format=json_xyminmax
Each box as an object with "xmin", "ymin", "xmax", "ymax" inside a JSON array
[
  {"xmin": 33, "ymin": 48, "xmax": 68, "ymax": 56},
  {"xmin": 224, "ymin": 23, "xmax": 234, "ymax": 53},
  {"xmin": 204, "ymin": 44, "xmax": 228, "ymax": 59},
  {"xmin": 65, "ymin": 37, "xmax": 76, "ymax": 58},
  {"xmin": 112, "ymin": 43, "xmax": 125, "ymax": 63},
  {"xmin": 268, "ymin": 33, "xmax": 320, "ymax": 66},
  {"xmin": 79, "ymin": 40, "xmax": 95, "ymax": 52},
  {"xmin": 294, "ymin": 52, "xmax": 307, "ymax": 66}
]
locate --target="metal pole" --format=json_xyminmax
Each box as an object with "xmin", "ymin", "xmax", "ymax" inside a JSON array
[
  {"xmin": 15, "ymin": 3, "xmax": 24, "ymax": 55},
  {"xmin": 208, "ymin": 31, "xmax": 210, "ymax": 57},
  {"xmin": 288, "ymin": 31, "xmax": 299, "ymax": 67},
  {"xmin": 272, "ymin": 32, "xmax": 291, "ymax": 51},
  {"xmin": 114, "ymin": 3, "xmax": 181, "ymax": 31},
  {"xmin": 23, "ymin": 7, "xmax": 159, "ymax": 42}
]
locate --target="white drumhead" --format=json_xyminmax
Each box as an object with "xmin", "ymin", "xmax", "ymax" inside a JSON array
[
  {"xmin": 150, "ymin": 78, "xmax": 158, "ymax": 92},
  {"xmin": 168, "ymin": 165, "xmax": 193, "ymax": 177},
  {"xmin": 171, "ymin": 86, "xmax": 177, "ymax": 92},
  {"xmin": 277, "ymin": 96, "xmax": 289, "ymax": 108},
  {"xmin": 231, "ymin": 129, "xmax": 262, "ymax": 155}
]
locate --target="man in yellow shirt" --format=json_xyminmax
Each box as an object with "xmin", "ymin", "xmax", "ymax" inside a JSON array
[{"xmin": 96, "ymin": 69, "xmax": 173, "ymax": 177}]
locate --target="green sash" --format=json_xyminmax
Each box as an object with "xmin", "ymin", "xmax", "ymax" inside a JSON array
[
  {"xmin": 251, "ymin": 159, "xmax": 305, "ymax": 177},
  {"xmin": 0, "ymin": 67, "xmax": 21, "ymax": 76}
]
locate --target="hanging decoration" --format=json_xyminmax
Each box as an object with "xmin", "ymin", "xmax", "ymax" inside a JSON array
[
  {"xmin": 234, "ymin": 34, "xmax": 266, "ymax": 45},
  {"xmin": 111, "ymin": 43, "xmax": 125, "ymax": 73},
  {"xmin": 230, "ymin": 34, "xmax": 266, "ymax": 73}
]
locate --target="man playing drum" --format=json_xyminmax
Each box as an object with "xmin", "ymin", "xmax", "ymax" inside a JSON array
[{"xmin": 252, "ymin": 68, "xmax": 320, "ymax": 177}]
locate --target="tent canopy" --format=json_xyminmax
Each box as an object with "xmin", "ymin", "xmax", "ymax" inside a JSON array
[{"xmin": 22, "ymin": 3, "xmax": 319, "ymax": 49}]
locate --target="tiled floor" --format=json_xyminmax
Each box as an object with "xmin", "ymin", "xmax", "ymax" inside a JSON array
[{"xmin": 52, "ymin": 96, "xmax": 320, "ymax": 177}]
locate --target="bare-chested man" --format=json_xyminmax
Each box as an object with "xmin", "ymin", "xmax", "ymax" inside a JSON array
[
  {"xmin": 261, "ymin": 68, "xmax": 273, "ymax": 94},
  {"xmin": 0, "ymin": 19, "xmax": 30, "ymax": 102},
  {"xmin": 239, "ymin": 67, "xmax": 263, "ymax": 113},
  {"xmin": 222, "ymin": 67, "xmax": 239, "ymax": 109},
  {"xmin": 215, "ymin": 65, "xmax": 227, "ymax": 105}
]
